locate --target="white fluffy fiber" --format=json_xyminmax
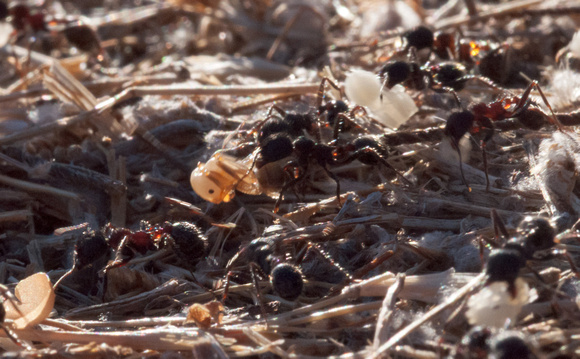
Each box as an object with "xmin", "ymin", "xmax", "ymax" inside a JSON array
[
  {"xmin": 345, "ymin": 69, "xmax": 418, "ymax": 128},
  {"xmin": 465, "ymin": 278, "xmax": 533, "ymax": 328},
  {"xmin": 533, "ymin": 131, "xmax": 580, "ymax": 214}
]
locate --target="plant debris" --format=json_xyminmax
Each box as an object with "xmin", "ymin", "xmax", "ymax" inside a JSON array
[{"xmin": 2, "ymin": 0, "xmax": 580, "ymax": 358}]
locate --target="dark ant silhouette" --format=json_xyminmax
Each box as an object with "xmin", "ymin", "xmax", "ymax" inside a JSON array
[
  {"xmin": 255, "ymin": 133, "xmax": 339, "ymax": 213},
  {"xmin": 3, "ymin": 2, "xmax": 103, "ymax": 59},
  {"xmin": 443, "ymin": 80, "xmax": 564, "ymax": 190},
  {"xmin": 256, "ymin": 132, "xmax": 412, "ymax": 213},
  {"xmin": 257, "ymin": 77, "xmax": 365, "ymax": 143},
  {"xmin": 453, "ymin": 327, "xmax": 534, "ymax": 359},
  {"xmin": 380, "ymin": 59, "xmax": 469, "ymax": 93},
  {"xmin": 483, "ymin": 211, "xmax": 579, "ymax": 298},
  {"xmin": 222, "ymin": 237, "xmax": 352, "ymax": 324},
  {"xmin": 54, "ymin": 222, "xmax": 207, "ymax": 289}
]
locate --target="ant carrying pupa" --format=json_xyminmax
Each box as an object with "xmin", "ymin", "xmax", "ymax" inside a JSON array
[
  {"xmin": 466, "ymin": 211, "xmax": 579, "ymax": 328},
  {"xmin": 191, "ymin": 76, "xmax": 399, "ymax": 211}
]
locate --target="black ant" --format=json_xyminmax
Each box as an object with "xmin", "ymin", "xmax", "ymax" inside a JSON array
[
  {"xmin": 222, "ymin": 238, "xmax": 305, "ymax": 321},
  {"xmin": 54, "ymin": 222, "xmax": 207, "ymax": 289},
  {"xmin": 380, "ymin": 58, "xmax": 469, "ymax": 93},
  {"xmin": 255, "ymin": 133, "xmax": 340, "ymax": 213},
  {"xmin": 453, "ymin": 327, "xmax": 534, "ymax": 359},
  {"xmin": 443, "ymin": 80, "xmax": 563, "ymax": 190},
  {"xmin": 257, "ymin": 77, "xmax": 364, "ymax": 143},
  {"xmin": 483, "ymin": 212, "xmax": 579, "ymax": 298},
  {"xmin": 258, "ymin": 132, "xmax": 411, "ymax": 212},
  {"xmin": 223, "ymin": 237, "xmax": 351, "ymax": 316}
]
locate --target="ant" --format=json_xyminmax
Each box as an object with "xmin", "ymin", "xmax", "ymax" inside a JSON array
[
  {"xmin": 104, "ymin": 221, "xmax": 208, "ymax": 272},
  {"xmin": 483, "ymin": 212, "xmax": 578, "ymax": 298},
  {"xmin": 443, "ymin": 80, "xmax": 563, "ymax": 190},
  {"xmin": 54, "ymin": 222, "xmax": 207, "ymax": 289},
  {"xmin": 221, "ymin": 237, "xmax": 305, "ymax": 322},
  {"xmin": 257, "ymin": 77, "xmax": 365, "ymax": 143},
  {"xmin": 0, "ymin": 290, "xmax": 32, "ymax": 350},
  {"xmin": 253, "ymin": 133, "xmax": 340, "ymax": 213},
  {"xmin": 379, "ymin": 58, "xmax": 469, "ymax": 93},
  {"xmin": 453, "ymin": 327, "xmax": 534, "ymax": 359},
  {"xmin": 3, "ymin": 2, "xmax": 103, "ymax": 59},
  {"xmin": 190, "ymin": 77, "xmax": 359, "ymax": 205},
  {"xmin": 223, "ymin": 237, "xmax": 351, "ymax": 316}
]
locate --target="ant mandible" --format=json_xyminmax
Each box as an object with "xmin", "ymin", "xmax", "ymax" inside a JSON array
[{"xmin": 444, "ymin": 80, "xmax": 565, "ymax": 190}]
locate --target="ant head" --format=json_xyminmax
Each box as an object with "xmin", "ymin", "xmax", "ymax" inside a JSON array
[
  {"xmin": 484, "ymin": 249, "xmax": 524, "ymax": 288},
  {"xmin": 517, "ymin": 108, "xmax": 545, "ymax": 130},
  {"xmin": 270, "ymin": 263, "xmax": 303, "ymax": 301},
  {"xmin": 517, "ymin": 216, "xmax": 556, "ymax": 254},
  {"xmin": 63, "ymin": 24, "xmax": 102, "ymax": 53},
  {"xmin": 75, "ymin": 230, "xmax": 109, "ymax": 271},
  {"xmin": 260, "ymin": 134, "xmax": 294, "ymax": 164},
  {"xmin": 460, "ymin": 326, "xmax": 492, "ymax": 358},
  {"xmin": 106, "ymin": 225, "xmax": 132, "ymax": 250},
  {"xmin": 285, "ymin": 113, "xmax": 315, "ymax": 137},
  {"xmin": 259, "ymin": 117, "xmax": 290, "ymax": 144},
  {"xmin": 490, "ymin": 331, "xmax": 533, "ymax": 359},
  {"xmin": 432, "ymin": 62, "xmax": 467, "ymax": 91},
  {"xmin": 320, "ymin": 100, "xmax": 349, "ymax": 125},
  {"xmin": 403, "ymin": 26, "xmax": 434, "ymax": 51},
  {"xmin": 379, "ymin": 61, "xmax": 411, "ymax": 89},
  {"xmin": 129, "ymin": 231, "xmax": 154, "ymax": 254},
  {"xmin": 444, "ymin": 111, "xmax": 475, "ymax": 143},
  {"xmin": 293, "ymin": 136, "xmax": 315, "ymax": 154},
  {"xmin": 433, "ymin": 31, "xmax": 456, "ymax": 60}
]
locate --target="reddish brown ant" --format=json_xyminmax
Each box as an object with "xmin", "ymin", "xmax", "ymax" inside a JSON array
[
  {"xmin": 3, "ymin": 2, "xmax": 104, "ymax": 59},
  {"xmin": 444, "ymin": 80, "xmax": 564, "ymax": 190}
]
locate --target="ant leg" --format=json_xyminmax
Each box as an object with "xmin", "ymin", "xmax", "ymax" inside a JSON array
[
  {"xmin": 552, "ymin": 249, "xmax": 580, "ymax": 278},
  {"xmin": 301, "ymin": 243, "xmax": 353, "ymax": 283},
  {"xmin": 266, "ymin": 105, "xmax": 287, "ymax": 118},
  {"xmin": 457, "ymin": 74, "xmax": 509, "ymax": 94},
  {"xmin": 316, "ymin": 76, "xmax": 343, "ymax": 109},
  {"xmin": 321, "ymin": 166, "xmax": 341, "ymax": 207},
  {"xmin": 478, "ymin": 237, "xmax": 486, "ymax": 270},
  {"xmin": 452, "ymin": 140, "xmax": 471, "ymax": 191},
  {"xmin": 274, "ymin": 165, "xmax": 306, "ymax": 213},
  {"xmin": 221, "ymin": 271, "xmax": 233, "ymax": 303},
  {"xmin": 517, "ymin": 80, "xmax": 565, "ymax": 130},
  {"xmin": 350, "ymin": 105, "xmax": 368, "ymax": 119},
  {"xmin": 347, "ymin": 147, "xmax": 413, "ymax": 186},
  {"xmin": 432, "ymin": 86, "xmax": 462, "ymax": 108},
  {"xmin": 490, "ymin": 209, "xmax": 509, "ymax": 242},
  {"xmin": 249, "ymin": 263, "xmax": 270, "ymax": 327},
  {"xmin": 481, "ymin": 141, "xmax": 490, "ymax": 192}
]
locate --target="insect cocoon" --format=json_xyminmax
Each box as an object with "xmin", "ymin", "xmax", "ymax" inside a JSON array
[
  {"xmin": 465, "ymin": 278, "xmax": 533, "ymax": 328},
  {"xmin": 345, "ymin": 69, "xmax": 417, "ymax": 128}
]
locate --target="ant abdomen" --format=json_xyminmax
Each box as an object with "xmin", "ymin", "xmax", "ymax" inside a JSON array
[{"xmin": 270, "ymin": 263, "xmax": 304, "ymax": 301}]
